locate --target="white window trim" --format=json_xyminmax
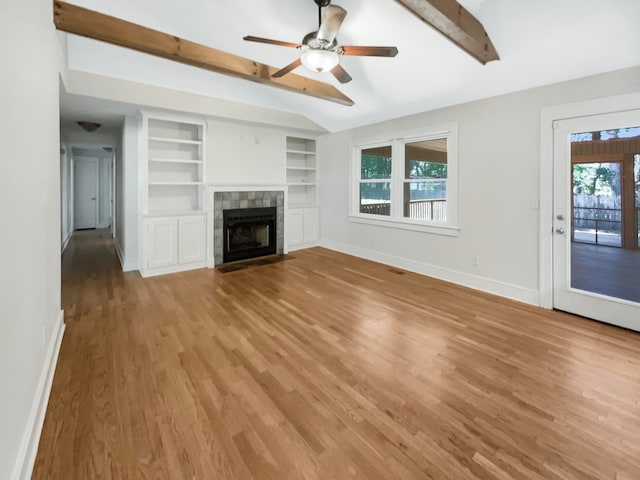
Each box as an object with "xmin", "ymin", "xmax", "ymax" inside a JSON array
[{"xmin": 349, "ymin": 122, "xmax": 460, "ymax": 236}]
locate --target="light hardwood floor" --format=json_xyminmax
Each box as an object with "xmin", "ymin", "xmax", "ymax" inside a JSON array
[{"xmin": 33, "ymin": 230, "xmax": 640, "ymax": 479}]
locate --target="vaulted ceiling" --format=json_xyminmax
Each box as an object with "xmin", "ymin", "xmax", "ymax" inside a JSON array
[{"xmin": 61, "ymin": 0, "xmax": 640, "ymax": 132}]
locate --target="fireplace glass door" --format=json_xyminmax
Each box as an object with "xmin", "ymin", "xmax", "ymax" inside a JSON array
[{"xmin": 223, "ymin": 207, "xmax": 277, "ymax": 263}]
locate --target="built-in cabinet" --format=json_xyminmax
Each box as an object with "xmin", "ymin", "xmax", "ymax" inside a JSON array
[
  {"xmin": 141, "ymin": 112, "xmax": 207, "ymax": 276},
  {"xmin": 145, "ymin": 215, "xmax": 206, "ymax": 272},
  {"xmin": 287, "ymin": 207, "xmax": 319, "ymax": 246},
  {"xmin": 286, "ymin": 136, "xmax": 319, "ymax": 249},
  {"xmin": 146, "ymin": 217, "xmax": 178, "ymax": 269}
]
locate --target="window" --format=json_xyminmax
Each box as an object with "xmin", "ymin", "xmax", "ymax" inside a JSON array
[
  {"xmin": 359, "ymin": 145, "xmax": 392, "ymax": 216},
  {"xmin": 404, "ymin": 139, "xmax": 448, "ymax": 222},
  {"xmin": 351, "ymin": 123, "xmax": 459, "ymax": 236}
]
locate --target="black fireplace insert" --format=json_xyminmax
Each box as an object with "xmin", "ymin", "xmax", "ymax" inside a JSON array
[{"xmin": 223, "ymin": 207, "xmax": 277, "ymax": 263}]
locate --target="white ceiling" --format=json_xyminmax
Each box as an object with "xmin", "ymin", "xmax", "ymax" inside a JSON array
[{"xmin": 62, "ymin": 0, "xmax": 640, "ymax": 132}]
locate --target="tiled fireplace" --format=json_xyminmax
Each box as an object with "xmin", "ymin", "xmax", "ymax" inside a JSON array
[{"xmin": 213, "ymin": 190, "xmax": 284, "ymax": 265}]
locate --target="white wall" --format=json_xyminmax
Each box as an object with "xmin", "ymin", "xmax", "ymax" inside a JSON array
[
  {"xmin": 206, "ymin": 120, "xmax": 286, "ymax": 186},
  {"xmin": 98, "ymin": 156, "xmax": 112, "ymax": 229},
  {"xmin": 116, "ymin": 125, "xmax": 125, "ymax": 255},
  {"xmin": 60, "ymin": 142, "xmax": 73, "ymax": 251},
  {"xmin": 318, "ymin": 66, "xmax": 640, "ymax": 305},
  {"xmin": 0, "ymin": 0, "xmax": 64, "ymax": 478},
  {"xmin": 115, "ymin": 116, "xmax": 140, "ymax": 271},
  {"xmin": 64, "ymin": 69, "xmax": 325, "ymax": 133}
]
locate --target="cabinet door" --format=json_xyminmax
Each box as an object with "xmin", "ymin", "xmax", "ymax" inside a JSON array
[
  {"xmin": 303, "ymin": 208, "xmax": 319, "ymax": 243},
  {"xmin": 178, "ymin": 215, "xmax": 206, "ymax": 264},
  {"xmin": 147, "ymin": 217, "xmax": 178, "ymax": 269},
  {"xmin": 287, "ymin": 209, "xmax": 304, "ymax": 246}
]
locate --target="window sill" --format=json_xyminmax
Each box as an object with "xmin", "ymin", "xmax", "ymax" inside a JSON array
[{"xmin": 348, "ymin": 215, "xmax": 460, "ymax": 237}]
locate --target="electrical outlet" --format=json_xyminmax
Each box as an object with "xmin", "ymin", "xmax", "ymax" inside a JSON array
[{"xmin": 472, "ymin": 256, "xmax": 480, "ymax": 266}]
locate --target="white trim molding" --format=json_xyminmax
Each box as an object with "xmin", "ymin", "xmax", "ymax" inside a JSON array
[
  {"xmin": 115, "ymin": 240, "xmax": 138, "ymax": 272},
  {"xmin": 320, "ymin": 239, "xmax": 539, "ymax": 306},
  {"xmin": 538, "ymin": 91, "xmax": 640, "ymax": 309},
  {"xmin": 13, "ymin": 311, "xmax": 65, "ymax": 480},
  {"xmin": 348, "ymin": 215, "xmax": 460, "ymax": 236},
  {"xmin": 61, "ymin": 231, "xmax": 72, "ymax": 254}
]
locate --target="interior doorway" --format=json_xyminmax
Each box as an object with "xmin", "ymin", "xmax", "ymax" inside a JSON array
[
  {"xmin": 69, "ymin": 145, "xmax": 114, "ymax": 233},
  {"xmin": 73, "ymin": 157, "xmax": 99, "ymax": 229},
  {"xmin": 552, "ymin": 109, "xmax": 640, "ymax": 330}
]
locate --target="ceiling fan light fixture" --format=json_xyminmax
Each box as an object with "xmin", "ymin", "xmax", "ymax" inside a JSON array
[{"xmin": 300, "ymin": 49, "xmax": 339, "ymax": 73}]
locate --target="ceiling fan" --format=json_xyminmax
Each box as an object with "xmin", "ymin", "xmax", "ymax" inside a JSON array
[{"xmin": 244, "ymin": 0, "xmax": 398, "ymax": 84}]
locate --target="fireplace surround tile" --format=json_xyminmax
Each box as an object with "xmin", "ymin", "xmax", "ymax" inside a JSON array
[{"xmin": 213, "ymin": 190, "xmax": 284, "ymax": 265}]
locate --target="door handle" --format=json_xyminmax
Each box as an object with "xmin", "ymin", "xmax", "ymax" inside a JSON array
[
  {"xmin": 555, "ymin": 227, "xmax": 565, "ymax": 234},
  {"xmin": 91, "ymin": 197, "xmax": 96, "ymax": 200}
]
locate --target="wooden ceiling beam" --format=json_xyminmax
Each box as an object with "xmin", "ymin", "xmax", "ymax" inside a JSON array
[
  {"xmin": 393, "ymin": 0, "xmax": 499, "ymax": 64},
  {"xmin": 53, "ymin": 1, "xmax": 354, "ymax": 106}
]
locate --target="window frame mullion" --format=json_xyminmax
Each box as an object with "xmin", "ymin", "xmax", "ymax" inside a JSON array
[{"xmin": 391, "ymin": 139, "xmax": 404, "ymax": 220}]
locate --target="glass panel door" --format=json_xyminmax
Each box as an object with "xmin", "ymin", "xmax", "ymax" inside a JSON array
[
  {"xmin": 553, "ymin": 112, "xmax": 640, "ymax": 331},
  {"xmin": 635, "ymin": 154, "xmax": 640, "ymax": 246}
]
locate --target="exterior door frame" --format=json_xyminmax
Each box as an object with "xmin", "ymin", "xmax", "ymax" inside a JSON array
[{"xmin": 539, "ymin": 91, "xmax": 640, "ymax": 309}]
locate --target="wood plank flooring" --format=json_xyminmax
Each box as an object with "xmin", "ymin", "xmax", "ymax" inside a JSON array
[{"xmin": 33, "ymin": 230, "xmax": 640, "ymax": 479}]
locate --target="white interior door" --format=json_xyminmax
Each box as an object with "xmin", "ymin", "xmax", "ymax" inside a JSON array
[
  {"xmin": 74, "ymin": 157, "xmax": 99, "ymax": 230},
  {"xmin": 553, "ymin": 110, "xmax": 640, "ymax": 331}
]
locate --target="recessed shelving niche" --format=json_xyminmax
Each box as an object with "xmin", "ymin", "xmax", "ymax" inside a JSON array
[{"xmin": 145, "ymin": 117, "xmax": 206, "ymax": 215}]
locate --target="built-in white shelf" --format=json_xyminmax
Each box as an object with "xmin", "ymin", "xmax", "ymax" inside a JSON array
[
  {"xmin": 148, "ymin": 181, "xmax": 203, "ymax": 186},
  {"xmin": 141, "ymin": 113, "xmax": 208, "ymax": 277},
  {"xmin": 144, "ymin": 115, "xmax": 206, "ymax": 216},
  {"xmin": 149, "ymin": 136, "xmax": 203, "ymax": 145},
  {"xmin": 149, "ymin": 158, "xmax": 203, "ymax": 165},
  {"xmin": 286, "ymin": 148, "xmax": 316, "ymax": 155},
  {"xmin": 286, "ymin": 136, "xmax": 317, "ymax": 210}
]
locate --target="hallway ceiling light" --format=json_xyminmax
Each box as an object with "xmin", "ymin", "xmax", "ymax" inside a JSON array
[{"xmin": 77, "ymin": 121, "xmax": 101, "ymax": 132}]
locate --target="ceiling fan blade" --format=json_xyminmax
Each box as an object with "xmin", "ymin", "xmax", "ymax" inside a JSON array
[
  {"xmin": 331, "ymin": 64, "xmax": 352, "ymax": 84},
  {"xmin": 340, "ymin": 46, "xmax": 399, "ymax": 57},
  {"xmin": 272, "ymin": 58, "xmax": 303, "ymax": 78},
  {"xmin": 317, "ymin": 5, "xmax": 347, "ymax": 45},
  {"xmin": 243, "ymin": 35, "xmax": 301, "ymax": 49}
]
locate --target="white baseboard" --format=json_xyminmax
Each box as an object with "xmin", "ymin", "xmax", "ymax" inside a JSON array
[
  {"xmin": 287, "ymin": 241, "xmax": 319, "ymax": 252},
  {"xmin": 13, "ymin": 310, "xmax": 65, "ymax": 480},
  {"xmin": 319, "ymin": 239, "xmax": 540, "ymax": 306},
  {"xmin": 61, "ymin": 232, "xmax": 72, "ymax": 254},
  {"xmin": 141, "ymin": 261, "xmax": 206, "ymax": 278},
  {"xmin": 115, "ymin": 241, "xmax": 138, "ymax": 272}
]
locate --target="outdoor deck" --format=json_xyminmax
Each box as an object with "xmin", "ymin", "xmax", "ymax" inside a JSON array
[{"xmin": 571, "ymin": 242, "xmax": 640, "ymax": 304}]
